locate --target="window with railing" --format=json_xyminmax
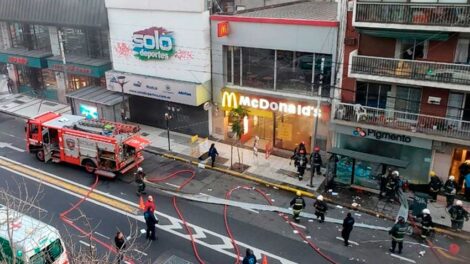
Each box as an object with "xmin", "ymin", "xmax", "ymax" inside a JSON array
[
  {"xmin": 225, "ymin": 46, "xmax": 332, "ymax": 97},
  {"xmin": 8, "ymin": 23, "xmax": 51, "ymax": 51}
]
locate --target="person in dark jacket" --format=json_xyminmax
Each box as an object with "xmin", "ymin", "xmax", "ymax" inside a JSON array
[
  {"xmin": 114, "ymin": 231, "xmax": 126, "ymax": 263},
  {"xmin": 464, "ymin": 173, "xmax": 470, "ymax": 201},
  {"xmin": 428, "ymin": 171, "xmax": 442, "ymax": 202},
  {"xmin": 448, "ymin": 200, "xmax": 469, "ymax": 231},
  {"xmin": 379, "ymin": 168, "xmax": 393, "ymax": 199},
  {"xmin": 309, "ymin": 146, "xmax": 322, "ymax": 177},
  {"xmin": 135, "ymin": 167, "xmax": 146, "ymax": 196},
  {"xmin": 291, "ymin": 142, "xmax": 307, "ymax": 168},
  {"xmin": 144, "ymin": 208, "xmax": 158, "ymax": 240},
  {"xmin": 242, "ymin": 248, "xmax": 257, "ymax": 264},
  {"xmin": 290, "ymin": 191, "xmax": 306, "ymax": 222},
  {"xmin": 341, "ymin": 213, "xmax": 355, "ymax": 246},
  {"xmin": 386, "ymin": 171, "xmax": 400, "ymax": 201},
  {"xmin": 443, "ymin": 175, "xmax": 457, "ymax": 207},
  {"xmin": 208, "ymin": 143, "xmax": 219, "ymax": 167},
  {"xmin": 459, "ymin": 160, "xmax": 470, "ymax": 189},
  {"xmin": 389, "ymin": 216, "xmax": 408, "ymax": 254},
  {"xmin": 314, "ymin": 195, "xmax": 328, "ymax": 223},
  {"xmin": 419, "ymin": 208, "xmax": 433, "ymax": 239},
  {"xmin": 297, "ymin": 154, "xmax": 308, "ymax": 181}
]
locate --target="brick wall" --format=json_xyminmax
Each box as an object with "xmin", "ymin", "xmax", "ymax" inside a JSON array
[
  {"xmin": 358, "ymin": 34, "xmax": 396, "ymax": 58},
  {"xmin": 420, "ymin": 87, "xmax": 449, "ymax": 117},
  {"xmin": 426, "ymin": 35, "xmax": 458, "ymax": 63},
  {"xmin": 341, "ymin": 2, "xmax": 359, "ymax": 103}
]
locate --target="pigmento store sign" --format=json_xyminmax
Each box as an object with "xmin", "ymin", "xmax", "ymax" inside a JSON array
[
  {"xmin": 222, "ymin": 91, "xmax": 317, "ymax": 117},
  {"xmin": 132, "ymin": 27, "xmax": 175, "ymax": 60},
  {"xmin": 353, "ymin": 127, "xmax": 412, "ymax": 143}
]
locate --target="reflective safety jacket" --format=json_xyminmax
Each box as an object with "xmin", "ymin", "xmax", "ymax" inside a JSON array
[
  {"xmin": 389, "ymin": 222, "xmax": 407, "ymax": 241},
  {"xmin": 449, "ymin": 205, "xmax": 469, "ymax": 222},
  {"xmin": 290, "ymin": 197, "xmax": 306, "ymax": 211},
  {"xmin": 314, "ymin": 200, "xmax": 328, "ymax": 213}
]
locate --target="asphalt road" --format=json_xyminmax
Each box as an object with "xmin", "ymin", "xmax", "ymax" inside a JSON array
[{"xmin": 0, "ymin": 112, "xmax": 469, "ymax": 264}]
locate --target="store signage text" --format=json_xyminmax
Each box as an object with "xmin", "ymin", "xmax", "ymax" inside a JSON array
[
  {"xmin": 222, "ymin": 91, "xmax": 316, "ymax": 117},
  {"xmin": 217, "ymin": 21, "xmax": 230, "ymax": 37},
  {"xmin": 132, "ymin": 27, "xmax": 175, "ymax": 60},
  {"xmin": 51, "ymin": 64, "xmax": 92, "ymax": 75},
  {"xmin": 8, "ymin": 56, "xmax": 28, "ymax": 65},
  {"xmin": 353, "ymin": 127, "xmax": 412, "ymax": 143}
]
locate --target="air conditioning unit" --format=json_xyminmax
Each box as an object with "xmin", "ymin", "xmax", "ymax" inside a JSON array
[{"xmin": 344, "ymin": 37, "xmax": 357, "ymax": 46}]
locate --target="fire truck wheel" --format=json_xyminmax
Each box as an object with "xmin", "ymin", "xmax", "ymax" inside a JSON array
[
  {"xmin": 36, "ymin": 150, "xmax": 45, "ymax": 162},
  {"xmin": 83, "ymin": 160, "xmax": 96, "ymax": 174}
]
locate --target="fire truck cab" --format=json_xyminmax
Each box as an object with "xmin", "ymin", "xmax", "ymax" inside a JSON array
[{"xmin": 25, "ymin": 112, "xmax": 150, "ymax": 178}]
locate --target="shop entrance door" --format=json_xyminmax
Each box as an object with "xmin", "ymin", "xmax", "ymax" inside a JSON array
[
  {"xmin": 252, "ymin": 116, "xmax": 273, "ymax": 149},
  {"xmin": 450, "ymin": 148, "xmax": 470, "ymax": 188}
]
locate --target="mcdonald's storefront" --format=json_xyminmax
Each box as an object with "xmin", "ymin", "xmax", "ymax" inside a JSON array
[{"xmin": 218, "ymin": 90, "xmax": 331, "ymax": 154}]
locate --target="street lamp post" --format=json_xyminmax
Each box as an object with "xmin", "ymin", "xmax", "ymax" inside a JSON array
[
  {"xmin": 117, "ymin": 76, "xmax": 127, "ymax": 123},
  {"xmin": 310, "ymin": 106, "xmax": 322, "ymax": 187},
  {"xmin": 165, "ymin": 112, "xmax": 172, "ymax": 151}
]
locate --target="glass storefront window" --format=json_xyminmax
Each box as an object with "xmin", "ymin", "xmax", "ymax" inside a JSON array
[
  {"xmin": 241, "ymin": 47, "xmax": 275, "ymax": 89},
  {"xmin": 276, "ymin": 51, "xmax": 313, "ymax": 94},
  {"xmin": 353, "ymin": 160, "xmax": 382, "ymax": 189},
  {"xmin": 9, "ymin": 23, "xmax": 50, "ymax": 51},
  {"xmin": 68, "ymin": 75, "xmax": 92, "ymax": 93},
  {"xmin": 274, "ymin": 113, "xmax": 313, "ymax": 153},
  {"xmin": 336, "ymin": 155, "xmax": 354, "ymax": 185},
  {"xmin": 41, "ymin": 69, "xmax": 57, "ymax": 90},
  {"xmin": 314, "ymin": 54, "xmax": 333, "ymax": 97}
]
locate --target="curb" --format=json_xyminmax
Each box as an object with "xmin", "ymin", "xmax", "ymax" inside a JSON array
[{"xmin": 144, "ymin": 147, "xmax": 470, "ymax": 240}]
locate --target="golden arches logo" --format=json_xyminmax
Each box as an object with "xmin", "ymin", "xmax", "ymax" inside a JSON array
[{"xmin": 222, "ymin": 91, "xmax": 238, "ymax": 108}]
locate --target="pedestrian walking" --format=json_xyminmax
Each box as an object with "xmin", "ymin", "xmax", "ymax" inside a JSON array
[
  {"xmin": 242, "ymin": 248, "xmax": 257, "ymax": 264},
  {"xmin": 419, "ymin": 208, "xmax": 433, "ymax": 239},
  {"xmin": 444, "ymin": 175, "xmax": 457, "ymax": 208},
  {"xmin": 428, "ymin": 171, "xmax": 442, "ymax": 202},
  {"xmin": 341, "ymin": 212, "xmax": 355, "ymax": 246},
  {"xmin": 290, "ymin": 191, "xmax": 306, "ymax": 222},
  {"xmin": 114, "ymin": 231, "xmax": 126, "ymax": 263},
  {"xmin": 464, "ymin": 173, "xmax": 470, "ymax": 201},
  {"xmin": 145, "ymin": 195, "xmax": 156, "ymax": 213},
  {"xmin": 314, "ymin": 195, "xmax": 328, "ymax": 223},
  {"xmin": 208, "ymin": 143, "xmax": 219, "ymax": 167},
  {"xmin": 389, "ymin": 216, "xmax": 408, "ymax": 254},
  {"xmin": 448, "ymin": 200, "xmax": 469, "ymax": 231},
  {"xmin": 144, "ymin": 208, "xmax": 158, "ymax": 240},
  {"xmin": 135, "ymin": 167, "xmax": 146, "ymax": 196},
  {"xmin": 6, "ymin": 78, "xmax": 13, "ymax": 94}
]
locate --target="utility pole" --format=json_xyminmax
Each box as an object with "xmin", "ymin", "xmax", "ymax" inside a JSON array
[
  {"xmin": 165, "ymin": 112, "xmax": 172, "ymax": 151},
  {"xmin": 117, "ymin": 76, "xmax": 127, "ymax": 123},
  {"xmin": 58, "ymin": 29, "xmax": 69, "ymax": 102}
]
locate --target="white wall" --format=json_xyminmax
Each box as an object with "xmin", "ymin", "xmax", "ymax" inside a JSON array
[
  {"xmin": 107, "ymin": 7, "xmax": 211, "ymax": 84},
  {"xmin": 105, "ymin": 0, "xmax": 207, "ymax": 14}
]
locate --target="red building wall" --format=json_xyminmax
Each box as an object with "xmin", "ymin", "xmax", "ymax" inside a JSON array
[
  {"xmin": 341, "ymin": 1, "xmax": 359, "ymax": 103},
  {"xmin": 426, "ymin": 35, "xmax": 458, "ymax": 63},
  {"xmin": 420, "ymin": 88, "xmax": 449, "ymax": 117},
  {"xmin": 358, "ymin": 34, "xmax": 396, "ymax": 58}
]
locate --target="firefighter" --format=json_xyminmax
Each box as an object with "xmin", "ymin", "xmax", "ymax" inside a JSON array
[
  {"xmin": 389, "ymin": 216, "xmax": 408, "ymax": 254},
  {"xmin": 443, "ymin": 175, "xmax": 457, "ymax": 208},
  {"xmin": 291, "ymin": 142, "xmax": 307, "ymax": 168},
  {"xmin": 297, "ymin": 153, "xmax": 308, "ymax": 181},
  {"xmin": 420, "ymin": 208, "xmax": 433, "ymax": 239},
  {"xmin": 379, "ymin": 168, "xmax": 393, "ymax": 199},
  {"xmin": 314, "ymin": 195, "xmax": 328, "ymax": 223},
  {"xmin": 386, "ymin": 171, "xmax": 399, "ymax": 201},
  {"xmin": 309, "ymin": 146, "xmax": 323, "ymax": 177},
  {"xmin": 448, "ymin": 200, "xmax": 469, "ymax": 231},
  {"xmin": 135, "ymin": 167, "xmax": 146, "ymax": 195},
  {"xmin": 428, "ymin": 171, "xmax": 442, "ymax": 202},
  {"xmin": 290, "ymin": 191, "xmax": 306, "ymax": 222}
]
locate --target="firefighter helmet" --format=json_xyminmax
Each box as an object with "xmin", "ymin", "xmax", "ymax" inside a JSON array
[
  {"xmin": 314, "ymin": 146, "xmax": 320, "ymax": 152},
  {"xmin": 398, "ymin": 216, "xmax": 405, "ymax": 223},
  {"xmin": 429, "ymin": 171, "xmax": 436, "ymax": 177},
  {"xmin": 449, "ymin": 175, "xmax": 455, "ymax": 181},
  {"xmin": 296, "ymin": 191, "xmax": 302, "ymax": 197},
  {"xmin": 392, "ymin": 171, "xmax": 400, "ymax": 177},
  {"xmin": 422, "ymin": 208, "xmax": 430, "ymax": 215},
  {"xmin": 137, "ymin": 167, "xmax": 143, "ymax": 172},
  {"xmin": 317, "ymin": 195, "xmax": 324, "ymax": 201},
  {"xmin": 456, "ymin": 200, "xmax": 463, "ymax": 206}
]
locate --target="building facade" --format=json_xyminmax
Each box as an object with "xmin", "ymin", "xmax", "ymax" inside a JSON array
[
  {"xmin": 335, "ymin": 0, "xmax": 470, "ymax": 189},
  {"xmin": 211, "ymin": 1, "xmax": 340, "ymax": 155},
  {"xmin": 0, "ymin": 0, "xmax": 111, "ymax": 103},
  {"xmin": 104, "ymin": 0, "xmax": 211, "ymax": 136}
]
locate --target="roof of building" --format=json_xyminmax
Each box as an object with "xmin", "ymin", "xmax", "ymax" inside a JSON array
[
  {"xmin": 0, "ymin": 0, "xmax": 108, "ymax": 28},
  {"xmin": 235, "ymin": 1, "xmax": 337, "ymax": 21},
  {"xmin": 66, "ymin": 86, "xmax": 125, "ymax": 106}
]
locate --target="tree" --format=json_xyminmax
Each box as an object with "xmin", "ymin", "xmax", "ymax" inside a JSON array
[{"xmin": 229, "ymin": 106, "xmax": 249, "ymax": 171}]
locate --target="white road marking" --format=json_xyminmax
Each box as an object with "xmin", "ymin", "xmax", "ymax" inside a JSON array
[
  {"xmin": 0, "ymin": 159, "xmax": 297, "ymax": 264},
  {"xmin": 79, "ymin": 240, "xmax": 95, "ymax": 249},
  {"xmin": 132, "ymin": 248, "xmax": 148, "ymax": 256},
  {"xmin": 291, "ymin": 222, "xmax": 306, "ymax": 229},
  {"xmin": 0, "ymin": 141, "xmax": 24, "ymax": 152},
  {"xmin": 335, "ymin": 237, "xmax": 359, "ymax": 245},
  {"xmin": 200, "ymin": 192, "xmax": 259, "ymax": 214},
  {"xmin": 94, "ymin": 231, "xmax": 110, "ymax": 240},
  {"xmin": 165, "ymin": 182, "xmax": 180, "ymax": 188},
  {"xmin": 390, "ymin": 253, "xmax": 416, "ymax": 263}
]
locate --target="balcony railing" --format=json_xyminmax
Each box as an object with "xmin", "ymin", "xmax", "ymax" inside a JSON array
[
  {"xmin": 350, "ymin": 54, "xmax": 470, "ymax": 86},
  {"xmin": 355, "ymin": 2, "xmax": 470, "ymax": 28},
  {"xmin": 333, "ymin": 102, "xmax": 470, "ymax": 141}
]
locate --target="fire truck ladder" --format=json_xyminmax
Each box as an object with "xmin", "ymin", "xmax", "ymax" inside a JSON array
[{"xmin": 76, "ymin": 120, "xmax": 140, "ymax": 135}]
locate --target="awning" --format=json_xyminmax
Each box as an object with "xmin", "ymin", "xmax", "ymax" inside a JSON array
[
  {"xmin": 47, "ymin": 55, "xmax": 111, "ymax": 78},
  {"xmin": 66, "ymin": 86, "xmax": 125, "ymax": 106},
  {"xmin": 124, "ymin": 136, "xmax": 151, "ymax": 151},
  {"xmin": 329, "ymin": 147, "xmax": 409, "ymax": 168},
  {"xmin": 0, "ymin": 48, "xmax": 51, "ymax": 68},
  {"xmin": 358, "ymin": 29, "xmax": 449, "ymax": 41}
]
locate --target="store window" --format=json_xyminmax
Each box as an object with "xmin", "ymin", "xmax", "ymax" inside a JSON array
[
  {"xmin": 225, "ymin": 46, "xmax": 332, "ymax": 96},
  {"xmin": 395, "ymin": 86, "xmax": 421, "ymax": 119},
  {"xmin": 41, "ymin": 69, "xmax": 57, "ymax": 90},
  {"xmin": 274, "ymin": 112, "xmax": 313, "ymax": 153},
  {"xmin": 401, "ymin": 39, "xmax": 425, "ymax": 60},
  {"xmin": 8, "ymin": 23, "xmax": 50, "ymax": 51},
  {"xmin": 61, "ymin": 28, "xmax": 109, "ymax": 59},
  {"xmin": 454, "ymin": 38, "xmax": 470, "ymax": 64},
  {"xmin": 356, "ymin": 82, "xmax": 390, "ymax": 108},
  {"xmin": 67, "ymin": 75, "xmax": 104, "ymax": 93}
]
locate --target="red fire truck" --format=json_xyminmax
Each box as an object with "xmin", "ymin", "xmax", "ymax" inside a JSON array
[{"xmin": 25, "ymin": 112, "xmax": 150, "ymax": 178}]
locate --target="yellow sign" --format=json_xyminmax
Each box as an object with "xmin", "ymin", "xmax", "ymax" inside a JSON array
[
  {"xmin": 222, "ymin": 91, "xmax": 238, "ymax": 108},
  {"xmin": 277, "ymin": 123, "xmax": 292, "ymax": 141},
  {"xmin": 191, "ymin": 134, "xmax": 199, "ymax": 143}
]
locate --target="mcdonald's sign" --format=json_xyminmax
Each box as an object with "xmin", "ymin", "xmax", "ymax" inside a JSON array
[
  {"xmin": 217, "ymin": 21, "xmax": 230, "ymax": 37},
  {"xmin": 222, "ymin": 91, "xmax": 238, "ymax": 108}
]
